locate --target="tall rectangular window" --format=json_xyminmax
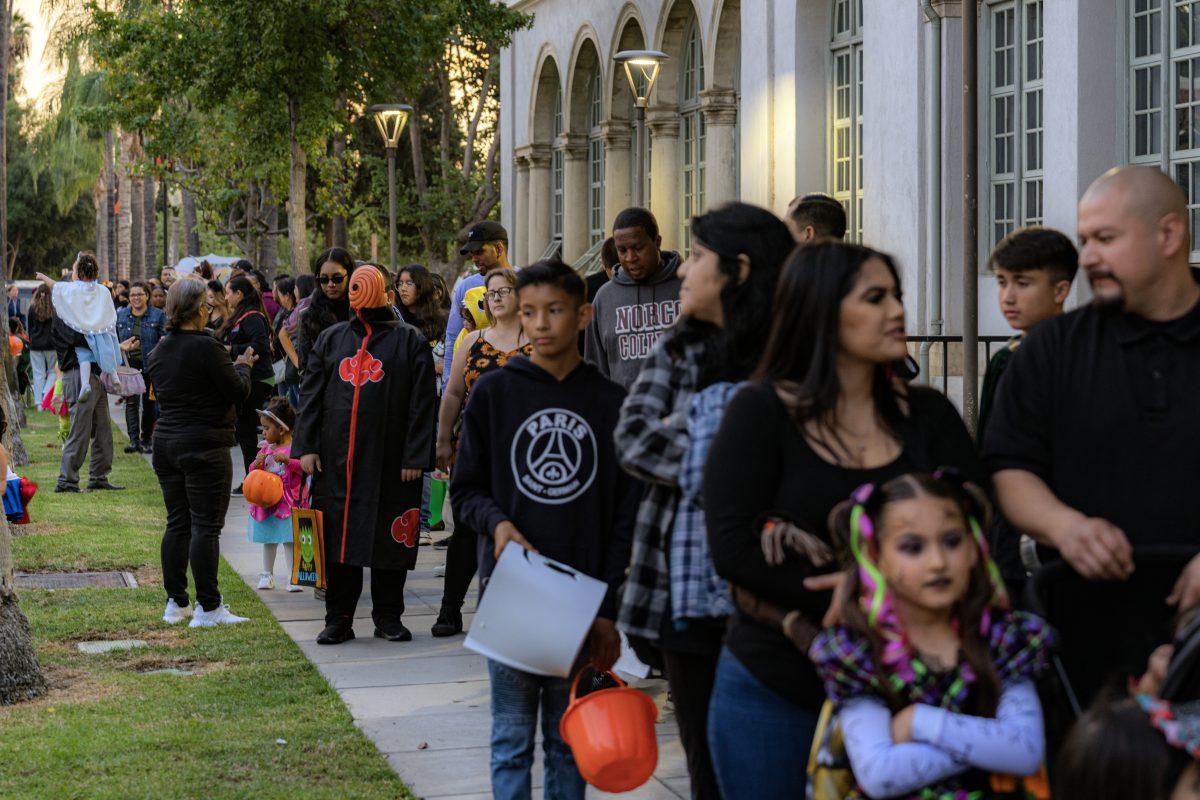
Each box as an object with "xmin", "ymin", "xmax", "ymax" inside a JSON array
[
  {"xmin": 830, "ymin": 0, "xmax": 864, "ymax": 242},
  {"xmin": 987, "ymin": 0, "xmax": 1043, "ymax": 246},
  {"xmin": 551, "ymin": 90, "xmax": 564, "ymax": 243},
  {"xmin": 1129, "ymin": 0, "xmax": 1200, "ymax": 258},
  {"xmin": 680, "ymin": 18, "xmax": 706, "ymax": 251},
  {"xmin": 588, "ymin": 68, "xmax": 605, "ymax": 246}
]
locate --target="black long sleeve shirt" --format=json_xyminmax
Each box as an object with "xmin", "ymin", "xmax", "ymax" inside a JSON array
[
  {"xmin": 702, "ymin": 380, "xmax": 986, "ymax": 708},
  {"xmin": 52, "ymin": 316, "xmax": 87, "ymax": 371},
  {"xmin": 145, "ymin": 329, "xmax": 251, "ymax": 449}
]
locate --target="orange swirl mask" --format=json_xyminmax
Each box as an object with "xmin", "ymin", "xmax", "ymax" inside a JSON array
[{"xmin": 349, "ymin": 265, "xmax": 388, "ymax": 311}]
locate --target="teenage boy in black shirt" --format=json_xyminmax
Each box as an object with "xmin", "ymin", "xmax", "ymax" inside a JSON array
[
  {"xmin": 984, "ymin": 165, "xmax": 1200, "ymax": 703},
  {"xmin": 451, "ymin": 259, "xmax": 639, "ymax": 800}
]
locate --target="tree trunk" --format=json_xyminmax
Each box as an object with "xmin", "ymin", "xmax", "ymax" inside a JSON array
[
  {"xmin": 129, "ymin": 174, "xmax": 143, "ymax": 282},
  {"xmin": 286, "ymin": 96, "xmax": 309, "ymax": 274},
  {"xmin": 259, "ymin": 196, "xmax": 278, "ymax": 276},
  {"xmin": 143, "ymin": 174, "xmax": 156, "ymax": 277},
  {"xmin": 167, "ymin": 187, "xmax": 179, "ymax": 265},
  {"xmin": 105, "ymin": 131, "xmax": 117, "ymax": 274},
  {"xmin": 330, "ymin": 100, "xmax": 348, "ymax": 248},
  {"xmin": 245, "ymin": 182, "xmax": 258, "ymax": 266},
  {"xmin": 94, "ymin": 177, "xmax": 107, "ymax": 278},
  {"xmin": 182, "ymin": 186, "xmax": 199, "ymax": 257},
  {"xmin": 0, "ymin": 0, "xmax": 45, "ymax": 707},
  {"xmin": 117, "ymin": 135, "xmax": 133, "ymax": 280}
]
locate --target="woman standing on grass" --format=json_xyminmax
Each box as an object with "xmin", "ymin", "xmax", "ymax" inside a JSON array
[{"xmin": 146, "ymin": 280, "xmax": 258, "ymax": 628}]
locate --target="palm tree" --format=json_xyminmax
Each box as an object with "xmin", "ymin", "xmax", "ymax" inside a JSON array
[{"xmin": 0, "ymin": 0, "xmax": 47, "ymax": 707}]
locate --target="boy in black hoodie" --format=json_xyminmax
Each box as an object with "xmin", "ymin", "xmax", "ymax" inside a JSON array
[{"xmin": 451, "ymin": 259, "xmax": 639, "ymax": 800}]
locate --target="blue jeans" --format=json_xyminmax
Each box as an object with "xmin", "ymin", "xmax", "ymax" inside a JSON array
[
  {"xmin": 420, "ymin": 472, "xmax": 431, "ymax": 531},
  {"xmin": 30, "ymin": 349, "xmax": 56, "ymax": 403},
  {"xmin": 707, "ymin": 647, "xmax": 819, "ymax": 800},
  {"xmin": 487, "ymin": 660, "xmax": 585, "ymax": 800}
]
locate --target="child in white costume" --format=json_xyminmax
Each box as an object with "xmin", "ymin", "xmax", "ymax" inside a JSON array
[{"xmin": 36, "ymin": 262, "xmax": 121, "ymax": 401}]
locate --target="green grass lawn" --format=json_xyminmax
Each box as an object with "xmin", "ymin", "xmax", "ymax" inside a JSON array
[{"xmin": 1, "ymin": 411, "xmax": 413, "ymax": 800}]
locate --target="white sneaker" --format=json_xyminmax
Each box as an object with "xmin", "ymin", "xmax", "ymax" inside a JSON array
[
  {"xmin": 434, "ymin": 563, "xmax": 446, "ymax": 577},
  {"xmin": 284, "ymin": 581, "xmax": 304, "ymax": 593},
  {"xmin": 189, "ymin": 604, "xmax": 250, "ymax": 628},
  {"xmin": 419, "ymin": 531, "xmax": 432, "ymax": 546},
  {"xmin": 162, "ymin": 598, "xmax": 192, "ymax": 625},
  {"xmin": 256, "ymin": 573, "xmax": 275, "ymax": 590}
]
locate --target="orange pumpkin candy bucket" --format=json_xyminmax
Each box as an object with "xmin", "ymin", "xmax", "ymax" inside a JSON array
[
  {"xmin": 559, "ymin": 670, "xmax": 659, "ymax": 793},
  {"xmin": 242, "ymin": 469, "xmax": 284, "ymax": 509}
]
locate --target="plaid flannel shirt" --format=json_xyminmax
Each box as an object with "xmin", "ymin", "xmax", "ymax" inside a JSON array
[
  {"xmin": 668, "ymin": 382, "xmax": 741, "ymax": 622},
  {"xmin": 615, "ymin": 335, "xmax": 705, "ymax": 642}
]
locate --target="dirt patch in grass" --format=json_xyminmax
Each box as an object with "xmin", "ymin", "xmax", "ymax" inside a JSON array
[
  {"xmin": 123, "ymin": 655, "xmax": 229, "ymax": 675},
  {"xmin": 10, "ymin": 521, "xmax": 65, "ymax": 537},
  {"xmin": 133, "ymin": 566, "xmax": 162, "ymax": 587},
  {"xmin": 0, "ymin": 665, "xmax": 115, "ymax": 718}
]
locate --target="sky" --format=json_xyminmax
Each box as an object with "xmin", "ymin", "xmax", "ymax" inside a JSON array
[{"xmin": 15, "ymin": 0, "xmax": 63, "ymax": 108}]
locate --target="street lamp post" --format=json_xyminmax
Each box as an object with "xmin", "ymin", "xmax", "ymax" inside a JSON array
[
  {"xmin": 614, "ymin": 50, "xmax": 668, "ymax": 209},
  {"xmin": 368, "ymin": 104, "xmax": 414, "ymax": 271}
]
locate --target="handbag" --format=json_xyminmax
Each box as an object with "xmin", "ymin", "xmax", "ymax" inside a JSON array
[
  {"xmin": 101, "ymin": 350, "xmax": 146, "ymax": 397},
  {"xmin": 291, "ymin": 476, "xmax": 326, "ymax": 589},
  {"xmin": 807, "ymin": 700, "xmax": 855, "ymax": 800}
]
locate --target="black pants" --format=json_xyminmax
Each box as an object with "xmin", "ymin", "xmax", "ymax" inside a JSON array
[
  {"xmin": 324, "ymin": 560, "xmax": 409, "ymax": 627},
  {"xmin": 662, "ymin": 648, "xmax": 723, "ymax": 800},
  {"xmin": 124, "ymin": 378, "xmax": 155, "ymax": 447},
  {"xmin": 154, "ymin": 443, "xmax": 232, "ymax": 612},
  {"xmin": 440, "ymin": 518, "xmax": 478, "ymax": 611},
  {"xmin": 235, "ymin": 381, "xmax": 274, "ymax": 474}
]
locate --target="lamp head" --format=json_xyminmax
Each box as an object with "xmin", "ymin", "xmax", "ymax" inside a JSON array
[
  {"xmin": 614, "ymin": 50, "xmax": 669, "ymax": 104},
  {"xmin": 368, "ymin": 103, "xmax": 414, "ymax": 148}
]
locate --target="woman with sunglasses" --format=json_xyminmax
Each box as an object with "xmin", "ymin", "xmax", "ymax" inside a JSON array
[
  {"xmin": 297, "ymin": 247, "xmax": 354, "ymax": 375},
  {"xmin": 430, "ymin": 267, "xmax": 530, "ymax": 638}
]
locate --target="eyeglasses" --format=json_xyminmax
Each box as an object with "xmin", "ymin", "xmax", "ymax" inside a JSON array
[
  {"xmin": 485, "ymin": 287, "xmax": 514, "ymax": 301},
  {"xmin": 317, "ymin": 274, "xmax": 346, "ymax": 286}
]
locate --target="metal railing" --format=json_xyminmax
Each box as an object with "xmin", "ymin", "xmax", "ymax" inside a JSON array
[{"xmin": 908, "ymin": 334, "xmax": 1012, "ymax": 395}]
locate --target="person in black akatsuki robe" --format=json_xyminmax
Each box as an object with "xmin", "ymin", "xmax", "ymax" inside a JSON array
[{"xmin": 293, "ymin": 263, "xmax": 437, "ymax": 644}]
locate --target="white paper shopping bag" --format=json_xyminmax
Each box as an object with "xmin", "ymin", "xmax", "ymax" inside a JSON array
[{"xmin": 465, "ymin": 542, "xmax": 607, "ymax": 677}]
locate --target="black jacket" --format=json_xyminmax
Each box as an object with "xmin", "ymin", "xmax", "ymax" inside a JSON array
[
  {"xmin": 145, "ymin": 329, "xmax": 251, "ymax": 449},
  {"xmin": 450, "ymin": 357, "xmax": 640, "ymax": 618},
  {"xmin": 27, "ymin": 312, "xmax": 55, "ymax": 351},
  {"xmin": 222, "ymin": 309, "xmax": 273, "ymax": 382},
  {"xmin": 52, "ymin": 316, "xmax": 87, "ymax": 371}
]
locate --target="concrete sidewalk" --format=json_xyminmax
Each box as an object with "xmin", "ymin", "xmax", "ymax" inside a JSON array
[{"xmin": 208, "ymin": 447, "xmax": 691, "ymax": 800}]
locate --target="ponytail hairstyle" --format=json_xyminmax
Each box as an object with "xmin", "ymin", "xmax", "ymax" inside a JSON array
[
  {"xmin": 74, "ymin": 251, "xmax": 100, "ymax": 280},
  {"xmin": 164, "ymin": 279, "xmax": 208, "ymax": 332},
  {"xmin": 830, "ymin": 471, "xmax": 1010, "ymax": 715}
]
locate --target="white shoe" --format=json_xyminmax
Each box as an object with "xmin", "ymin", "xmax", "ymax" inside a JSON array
[
  {"xmin": 419, "ymin": 531, "xmax": 432, "ymax": 546},
  {"xmin": 189, "ymin": 604, "xmax": 250, "ymax": 628},
  {"xmin": 256, "ymin": 573, "xmax": 275, "ymax": 590},
  {"xmin": 284, "ymin": 581, "xmax": 303, "ymax": 593},
  {"xmin": 434, "ymin": 563, "xmax": 446, "ymax": 577},
  {"xmin": 163, "ymin": 598, "xmax": 192, "ymax": 625}
]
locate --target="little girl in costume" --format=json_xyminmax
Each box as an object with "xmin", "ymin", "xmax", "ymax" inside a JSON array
[
  {"xmin": 809, "ymin": 471, "xmax": 1054, "ymax": 800},
  {"xmin": 37, "ymin": 254, "xmax": 121, "ymax": 401},
  {"xmin": 247, "ymin": 396, "xmax": 303, "ymax": 591}
]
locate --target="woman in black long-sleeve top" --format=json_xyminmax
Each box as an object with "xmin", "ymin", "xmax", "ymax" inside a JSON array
[
  {"xmin": 217, "ymin": 275, "xmax": 274, "ymax": 484},
  {"xmin": 146, "ymin": 279, "xmax": 258, "ymax": 627},
  {"xmin": 700, "ymin": 242, "xmax": 987, "ymax": 800}
]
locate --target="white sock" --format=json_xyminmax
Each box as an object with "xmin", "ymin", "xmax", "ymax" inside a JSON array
[
  {"xmin": 262, "ymin": 543, "xmax": 278, "ymax": 574},
  {"xmin": 283, "ymin": 543, "xmax": 294, "ymax": 579}
]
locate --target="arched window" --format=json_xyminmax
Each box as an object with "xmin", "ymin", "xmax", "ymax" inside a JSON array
[
  {"xmin": 830, "ymin": 0, "xmax": 863, "ymax": 241},
  {"xmin": 1129, "ymin": 0, "xmax": 1200, "ymax": 257},
  {"xmin": 588, "ymin": 67, "xmax": 605, "ymax": 246},
  {"xmin": 552, "ymin": 88, "xmax": 565, "ymax": 242},
  {"xmin": 680, "ymin": 17, "xmax": 706, "ymax": 250},
  {"xmin": 987, "ymin": 0, "xmax": 1043, "ymax": 246}
]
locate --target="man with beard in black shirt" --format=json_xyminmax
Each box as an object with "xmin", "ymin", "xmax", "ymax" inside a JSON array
[{"xmin": 984, "ymin": 165, "xmax": 1200, "ymax": 704}]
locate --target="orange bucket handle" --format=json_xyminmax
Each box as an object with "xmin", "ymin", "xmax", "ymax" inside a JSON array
[{"xmin": 568, "ymin": 669, "xmax": 627, "ymax": 707}]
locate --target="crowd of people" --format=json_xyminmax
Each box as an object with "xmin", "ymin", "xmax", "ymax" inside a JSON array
[{"xmin": 18, "ymin": 163, "xmax": 1200, "ymax": 799}]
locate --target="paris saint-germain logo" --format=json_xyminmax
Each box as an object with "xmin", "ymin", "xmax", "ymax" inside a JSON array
[{"xmin": 510, "ymin": 409, "xmax": 597, "ymax": 505}]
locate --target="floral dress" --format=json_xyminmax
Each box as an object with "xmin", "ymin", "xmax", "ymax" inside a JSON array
[{"xmin": 451, "ymin": 333, "xmax": 533, "ymax": 451}]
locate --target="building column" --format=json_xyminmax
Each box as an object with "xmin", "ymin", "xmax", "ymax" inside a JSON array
[
  {"xmin": 559, "ymin": 133, "xmax": 589, "ymax": 264},
  {"xmin": 700, "ymin": 89, "xmax": 739, "ymax": 208},
  {"xmin": 647, "ymin": 105, "xmax": 681, "ymax": 251},
  {"xmin": 526, "ymin": 144, "xmax": 553, "ymax": 264},
  {"xmin": 512, "ymin": 149, "xmax": 531, "ymax": 266},
  {"xmin": 601, "ymin": 120, "xmax": 632, "ymax": 229}
]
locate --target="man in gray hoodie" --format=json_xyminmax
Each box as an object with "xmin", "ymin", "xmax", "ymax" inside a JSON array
[{"xmin": 584, "ymin": 207, "xmax": 682, "ymax": 389}]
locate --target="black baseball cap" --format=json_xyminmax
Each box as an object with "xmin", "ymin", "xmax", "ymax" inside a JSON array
[{"xmin": 459, "ymin": 221, "xmax": 508, "ymax": 255}]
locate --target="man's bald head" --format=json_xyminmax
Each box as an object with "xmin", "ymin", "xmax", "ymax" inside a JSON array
[{"xmin": 1083, "ymin": 165, "xmax": 1188, "ymax": 238}]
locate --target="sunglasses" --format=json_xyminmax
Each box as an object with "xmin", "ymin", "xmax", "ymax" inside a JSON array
[{"xmin": 317, "ymin": 274, "xmax": 346, "ymax": 286}]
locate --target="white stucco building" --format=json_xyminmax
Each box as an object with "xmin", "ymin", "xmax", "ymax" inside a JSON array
[{"xmin": 499, "ymin": 0, "xmax": 1183, "ymax": 336}]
